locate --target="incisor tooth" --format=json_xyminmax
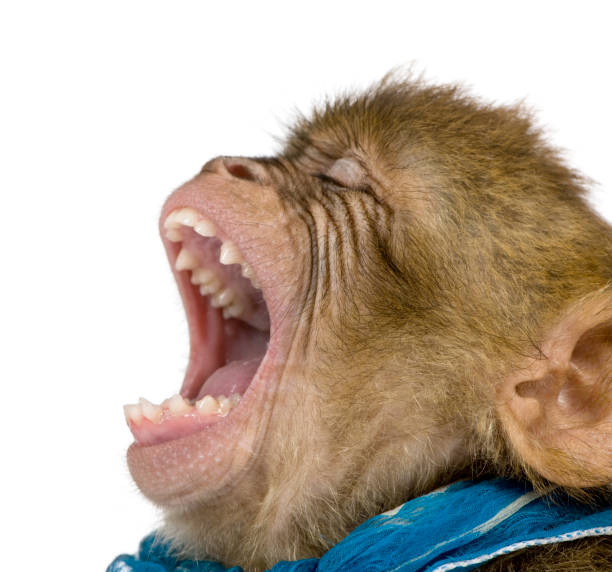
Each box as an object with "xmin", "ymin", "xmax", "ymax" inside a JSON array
[
  {"xmin": 163, "ymin": 211, "xmax": 181, "ymax": 229},
  {"xmin": 211, "ymin": 288, "xmax": 234, "ymax": 308},
  {"xmin": 124, "ymin": 404, "xmax": 143, "ymax": 424},
  {"xmin": 139, "ymin": 397, "xmax": 163, "ymax": 423},
  {"xmin": 163, "ymin": 394, "xmax": 192, "ymax": 415},
  {"xmin": 219, "ymin": 241, "xmax": 243, "ymax": 265},
  {"xmin": 175, "ymin": 248, "xmax": 199, "ymax": 271},
  {"xmin": 196, "ymin": 395, "xmax": 220, "ymax": 415},
  {"xmin": 174, "ymin": 207, "xmax": 200, "ymax": 227},
  {"xmin": 165, "ymin": 228, "xmax": 183, "ymax": 242},
  {"xmin": 194, "ymin": 219, "xmax": 217, "ymax": 237}
]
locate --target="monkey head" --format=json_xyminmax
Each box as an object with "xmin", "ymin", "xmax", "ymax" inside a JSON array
[{"xmin": 124, "ymin": 79, "xmax": 612, "ymax": 570}]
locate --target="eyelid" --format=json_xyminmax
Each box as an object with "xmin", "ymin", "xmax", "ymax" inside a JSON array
[
  {"xmin": 314, "ymin": 172, "xmax": 377, "ymax": 199},
  {"xmin": 314, "ymin": 173, "xmax": 345, "ymax": 187}
]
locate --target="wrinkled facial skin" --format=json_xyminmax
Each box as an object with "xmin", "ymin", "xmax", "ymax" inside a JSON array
[{"xmin": 127, "ymin": 80, "xmax": 612, "ymax": 571}]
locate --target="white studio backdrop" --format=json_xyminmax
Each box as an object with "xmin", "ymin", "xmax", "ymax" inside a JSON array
[{"xmin": 0, "ymin": 1, "xmax": 610, "ymax": 569}]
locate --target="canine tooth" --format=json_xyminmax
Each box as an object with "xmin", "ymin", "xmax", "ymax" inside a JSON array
[
  {"xmin": 138, "ymin": 397, "xmax": 163, "ymax": 423},
  {"xmin": 124, "ymin": 403, "xmax": 143, "ymax": 424},
  {"xmin": 219, "ymin": 241, "xmax": 243, "ymax": 265},
  {"xmin": 163, "ymin": 393, "xmax": 192, "ymax": 415},
  {"xmin": 165, "ymin": 228, "xmax": 184, "ymax": 242},
  {"xmin": 222, "ymin": 302, "xmax": 243, "ymax": 319},
  {"xmin": 175, "ymin": 248, "xmax": 199, "ymax": 271},
  {"xmin": 196, "ymin": 395, "xmax": 220, "ymax": 415},
  {"xmin": 229, "ymin": 393, "xmax": 241, "ymax": 405},
  {"xmin": 218, "ymin": 396, "xmax": 231, "ymax": 415},
  {"xmin": 194, "ymin": 219, "xmax": 217, "ymax": 237},
  {"xmin": 211, "ymin": 288, "xmax": 234, "ymax": 308}
]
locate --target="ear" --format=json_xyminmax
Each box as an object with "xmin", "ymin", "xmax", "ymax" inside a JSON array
[{"xmin": 498, "ymin": 288, "xmax": 612, "ymax": 487}]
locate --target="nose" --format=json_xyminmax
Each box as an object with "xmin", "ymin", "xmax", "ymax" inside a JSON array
[{"xmin": 202, "ymin": 156, "xmax": 268, "ymax": 184}]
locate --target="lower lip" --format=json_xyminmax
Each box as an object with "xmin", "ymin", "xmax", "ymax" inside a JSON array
[
  {"xmin": 126, "ymin": 384, "xmax": 257, "ymax": 505},
  {"xmin": 127, "ymin": 409, "xmax": 232, "ymax": 446},
  {"xmin": 126, "ymin": 334, "xmax": 282, "ymax": 506}
]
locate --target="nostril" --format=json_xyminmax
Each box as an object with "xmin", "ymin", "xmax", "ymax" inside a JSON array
[
  {"xmin": 202, "ymin": 156, "xmax": 268, "ymax": 184},
  {"xmin": 224, "ymin": 160, "xmax": 258, "ymax": 182}
]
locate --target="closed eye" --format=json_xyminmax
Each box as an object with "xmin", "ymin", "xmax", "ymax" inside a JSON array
[
  {"xmin": 314, "ymin": 172, "xmax": 375, "ymax": 197},
  {"xmin": 314, "ymin": 173, "xmax": 346, "ymax": 188}
]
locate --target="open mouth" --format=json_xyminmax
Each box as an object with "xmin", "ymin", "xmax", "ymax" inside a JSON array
[{"xmin": 124, "ymin": 205, "xmax": 271, "ymax": 446}]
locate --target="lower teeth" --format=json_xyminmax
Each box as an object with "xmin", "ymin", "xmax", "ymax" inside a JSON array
[{"xmin": 124, "ymin": 393, "xmax": 241, "ymax": 425}]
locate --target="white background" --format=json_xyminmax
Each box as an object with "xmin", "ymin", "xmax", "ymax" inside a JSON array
[{"xmin": 1, "ymin": 1, "xmax": 610, "ymax": 569}]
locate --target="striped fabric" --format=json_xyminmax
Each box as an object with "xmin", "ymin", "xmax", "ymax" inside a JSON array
[{"xmin": 108, "ymin": 479, "xmax": 612, "ymax": 572}]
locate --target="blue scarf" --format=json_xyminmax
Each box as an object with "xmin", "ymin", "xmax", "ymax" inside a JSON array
[{"xmin": 108, "ymin": 479, "xmax": 612, "ymax": 571}]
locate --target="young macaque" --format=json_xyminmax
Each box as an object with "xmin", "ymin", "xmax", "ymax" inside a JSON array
[{"xmin": 122, "ymin": 77, "xmax": 612, "ymax": 570}]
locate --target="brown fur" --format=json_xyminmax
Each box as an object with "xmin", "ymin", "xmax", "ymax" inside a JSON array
[
  {"xmin": 142, "ymin": 76, "xmax": 612, "ymax": 570},
  {"xmin": 477, "ymin": 535, "xmax": 612, "ymax": 571}
]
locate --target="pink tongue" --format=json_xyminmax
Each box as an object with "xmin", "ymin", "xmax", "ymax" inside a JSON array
[{"xmin": 197, "ymin": 358, "xmax": 262, "ymax": 400}]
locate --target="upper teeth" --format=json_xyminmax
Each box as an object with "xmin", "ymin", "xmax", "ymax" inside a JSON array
[
  {"xmin": 175, "ymin": 248, "xmax": 199, "ymax": 271},
  {"xmin": 194, "ymin": 219, "xmax": 216, "ymax": 237},
  {"xmin": 219, "ymin": 242, "xmax": 243, "ymax": 265},
  {"xmin": 164, "ymin": 208, "xmax": 201, "ymax": 230},
  {"xmin": 164, "ymin": 207, "xmax": 261, "ymax": 318},
  {"xmin": 190, "ymin": 267, "xmax": 217, "ymax": 286},
  {"xmin": 164, "ymin": 207, "xmax": 218, "ymax": 241}
]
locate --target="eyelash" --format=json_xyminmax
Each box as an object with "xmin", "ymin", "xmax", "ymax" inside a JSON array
[
  {"xmin": 314, "ymin": 173, "xmax": 376, "ymax": 198},
  {"xmin": 314, "ymin": 173, "xmax": 346, "ymax": 188}
]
